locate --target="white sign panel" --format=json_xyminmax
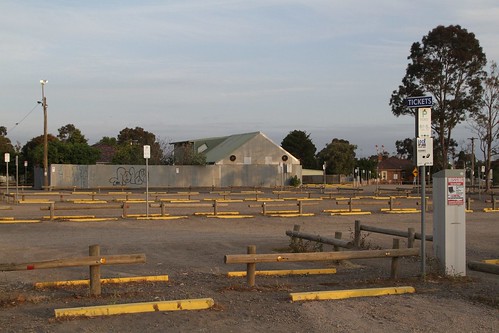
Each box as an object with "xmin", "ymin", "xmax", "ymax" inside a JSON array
[
  {"xmin": 447, "ymin": 177, "xmax": 465, "ymax": 206},
  {"xmin": 417, "ymin": 108, "xmax": 432, "ymax": 137},
  {"xmin": 4, "ymin": 153, "xmax": 10, "ymax": 163},
  {"xmin": 416, "ymin": 137, "xmax": 433, "ymax": 166},
  {"xmin": 143, "ymin": 145, "xmax": 151, "ymax": 159}
]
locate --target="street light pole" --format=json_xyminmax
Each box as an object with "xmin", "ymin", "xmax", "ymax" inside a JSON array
[
  {"xmin": 40, "ymin": 80, "xmax": 48, "ymax": 191},
  {"xmin": 468, "ymin": 137, "xmax": 476, "ymax": 189}
]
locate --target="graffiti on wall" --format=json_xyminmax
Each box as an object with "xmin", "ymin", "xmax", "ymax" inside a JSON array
[{"xmin": 109, "ymin": 167, "xmax": 146, "ymax": 186}]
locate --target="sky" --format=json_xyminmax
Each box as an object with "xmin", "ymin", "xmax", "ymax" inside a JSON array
[{"xmin": 1, "ymin": 0, "xmax": 498, "ymax": 158}]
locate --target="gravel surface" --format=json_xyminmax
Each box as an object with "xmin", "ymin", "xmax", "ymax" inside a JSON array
[{"xmin": 0, "ymin": 186, "xmax": 498, "ymax": 332}]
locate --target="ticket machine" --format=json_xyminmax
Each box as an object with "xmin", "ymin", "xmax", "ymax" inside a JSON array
[{"xmin": 433, "ymin": 169, "xmax": 467, "ymax": 276}]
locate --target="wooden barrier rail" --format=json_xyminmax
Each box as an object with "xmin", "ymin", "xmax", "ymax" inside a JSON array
[
  {"xmin": 285, "ymin": 229, "xmax": 354, "ymax": 249},
  {"xmin": 40, "ymin": 203, "xmax": 128, "ymax": 220},
  {"xmin": 225, "ymin": 245, "xmax": 419, "ymax": 286},
  {"xmin": 248, "ymin": 200, "xmax": 316, "ymax": 215},
  {"xmin": 354, "ymin": 220, "xmax": 432, "ymax": 249},
  {"xmin": 0, "ymin": 245, "xmax": 146, "ymax": 296}
]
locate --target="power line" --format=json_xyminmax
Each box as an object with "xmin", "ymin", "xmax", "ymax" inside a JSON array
[{"xmin": 7, "ymin": 103, "xmax": 40, "ymax": 135}]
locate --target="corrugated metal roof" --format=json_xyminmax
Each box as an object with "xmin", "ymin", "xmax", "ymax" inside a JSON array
[
  {"xmin": 177, "ymin": 132, "xmax": 259, "ymax": 164},
  {"xmin": 203, "ymin": 132, "xmax": 260, "ymax": 163}
]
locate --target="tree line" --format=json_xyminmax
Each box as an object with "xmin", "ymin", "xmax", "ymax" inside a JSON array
[{"xmin": 1, "ymin": 25, "xmax": 497, "ymax": 188}]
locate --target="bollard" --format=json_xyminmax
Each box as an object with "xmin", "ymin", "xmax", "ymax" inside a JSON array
[
  {"xmin": 89, "ymin": 245, "xmax": 101, "ymax": 296},
  {"xmin": 122, "ymin": 203, "xmax": 128, "ymax": 218},
  {"xmin": 298, "ymin": 201, "xmax": 303, "ymax": 214},
  {"xmin": 390, "ymin": 238, "xmax": 400, "ymax": 279},
  {"xmin": 160, "ymin": 202, "xmax": 166, "ymax": 216},
  {"xmin": 213, "ymin": 200, "xmax": 218, "ymax": 216},
  {"xmin": 50, "ymin": 202, "xmax": 55, "ymax": 221},
  {"xmin": 354, "ymin": 220, "xmax": 361, "ymax": 248},
  {"xmin": 333, "ymin": 232, "xmax": 342, "ymax": 252},
  {"xmin": 247, "ymin": 245, "xmax": 256, "ymax": 287},
  {"xmin": 408, "ymin": 228, "xmax": 415, "ymax": 248},
  {"xmin": 389, "ymin": 196, "xmax": 394, "ymax": 211},
  {"xmin": 291, "ymin": 224, "xmax": 301, "ymax": 249}
]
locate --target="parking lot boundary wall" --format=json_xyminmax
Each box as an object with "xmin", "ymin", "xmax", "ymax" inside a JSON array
[{"xmin": 43, "ymin": 164, "xmax": 302, "ymax": 190}]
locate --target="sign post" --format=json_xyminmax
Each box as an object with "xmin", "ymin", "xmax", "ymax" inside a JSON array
[
  {"xmin": 24, "ymin": 161, "xmax": 28, "ymax": 189},
  {"xmin": 143, "ymin": 145, "xmax": 151, "ymax": 218},
  {"xmin": 4, "ymin": 153, "xmax": 10, "ymax": 195},
  {"xmin": 406, "ymin": 96, "xmax": 433, "ymax": 278},
  {"xmin": 15, "ymin": 155, "xmax": 19, "ymax": 200}
]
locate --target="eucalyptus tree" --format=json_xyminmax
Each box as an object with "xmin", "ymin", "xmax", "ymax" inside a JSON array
[{"xmin": 390, "ymin": 25, "xmax": 487, "ymax": 170}]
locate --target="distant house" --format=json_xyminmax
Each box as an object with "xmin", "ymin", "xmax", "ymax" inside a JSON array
[
  {"xmin": 378, "ymin": 156, "xmax": 415, "ymax": 184},
  {"xmin": 171, "ymin": 131, "xmax": 300, "ymax": 166},
  {"xmin": 92, "ymin": 143, "xmax": 117, "ymax": 164}
]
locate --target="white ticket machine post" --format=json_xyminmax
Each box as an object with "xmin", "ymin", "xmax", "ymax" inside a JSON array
[{"xmin": 433, "ymin": 169, "xmax": 466, "ymax": 276}]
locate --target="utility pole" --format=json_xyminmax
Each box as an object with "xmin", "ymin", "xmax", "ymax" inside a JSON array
[
  {"xmin": 40, "ymin": 80, "xmax": 49, "ymax": 191},
  {"xmin": 468, "ymin": 137, "xmax": 477, "ymax": 189}
]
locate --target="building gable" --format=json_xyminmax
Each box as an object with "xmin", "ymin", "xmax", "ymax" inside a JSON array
[{"xmin": 172, "ymin": 131, "xmax": 299, "ymax": 165}]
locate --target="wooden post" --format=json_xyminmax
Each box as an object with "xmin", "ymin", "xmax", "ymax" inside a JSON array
[
  {"xmin": 247, "ymin": 245, "xmax": 256, "ymax": 287},
  {"xmin": 408, "ymin": 228, "xmax": 415, "ymax": 248},
  {"xmin": 50, "ymin": 202, "xmax": 55, "ymax": 221},
  {"xmin": 89, "ymin": 245, "xmax": 101, "ymax": 296},
  {"xmin": 333, "ymin": 232, "xmax": 342, "ymax": 252},
  {"xmin": 122, "ymin": 203, "xmax": 128, "ymax": 218},
  {"xmin": 290, "ymin": 224, "xmax": 301, "ymax": 249},
  {"xmin": 354, "ymin": 220, "xmax": 361, "ymax": 248},
  {"xmin": 160, "ymin": 202, "xmax": 166, "ymax": 216},
  {"xmin": 262, "ymin": 202, "xmax": 266, "ymax": 215},
  {"xmin": 390, "ymin": 238, "xmax": 400, "ymax": 279},
  {"xmin": 213, "ymin": 200, "xmax": 218, "ymax": 216}
]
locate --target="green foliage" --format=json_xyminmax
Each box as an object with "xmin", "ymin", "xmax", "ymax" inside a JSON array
[
  {"xmin": 173, "ymin": 143, "xmax": 207, "ymax": 165},
  {"xmin": 112, "ymin": 145, "xmax": 144, "ymax": 165},
  {"xmin": 57, "ymin": 124, "xmax": 87, "ymax": 144},
  {"xmin": 469, "ymin": 61, "xmax": 499, "ymax": 191},
  {"xmin": 355, "ymin": 157, "xmax": 377, "ymax": 178},
  {"xmin": 289, "ymin": 238, "xmax": 323, "ymax": 253},
  {"xmin": 281, "ymin": 130, "xmax": 317, "ymax": 169},
  {"xmin": 21, "ymin": 134, "xmax": 58, "ymax": 168},
  {"xmin": 317, "ymin": 138, "xmax": 356, "ymax": 175},
  {"xmin": 97, "ymin": 136, "xmax": 118, "ymax": 146},
  {"xmin": 0, "ymin": 126, "xmax": 14, "ymax": 156},
  {"xmin": 395, "ymin": 138, "xmax": 414, "ymax": 160},
  {"xmin": 288, "ymin": 175, "xmax": 301, "ymax": 187},
  {"xmin": 115, "ymin": 127, "xmax": 163, "ymax": 164},
  {"xmin": 390, "ymin": 25, "xmax": 487, "ymax": 170}
]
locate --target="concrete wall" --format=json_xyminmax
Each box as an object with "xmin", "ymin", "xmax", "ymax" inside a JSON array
[{"xmin": 46, "ymin": 164, "xmax": 302, "ymax": 189}]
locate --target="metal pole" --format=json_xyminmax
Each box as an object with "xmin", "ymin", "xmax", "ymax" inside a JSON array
[
  {"xmin": 469, "ymin": 137, "xmax": 475, "ymax": 189},
  {"xmin": 24, "ymin": 161, "xmax": 27, "ymax": 190},
  {"xmin": 146, "ymin": 157, "xmax": 149, "ymax": 218},
  {"xmin": 5, "ymin": 160, "xmax": 9, "ymax": 195},
  {"xmin": 40, "ymin": 80, "xmax": 49, "ymax": 191},
  {"xmin": 15, "ymin": 156, "xmax": 18, "ymax": 200},
  {"xmin": 420, "ymin": 165, "xmax": 426, "ymax": 277}
]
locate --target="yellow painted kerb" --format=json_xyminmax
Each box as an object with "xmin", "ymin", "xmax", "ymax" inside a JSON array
[
  {"xmin": 290, "ymin": 286, "xmax": 415, "ymax": 302},
  {"xmin": 54, "ymin": 298, "xmax": 215, "ymax": 317},
  {"xmin": 35, "ymin": 275, "xmax": 169, "ymax": 288},
  {"xmin": 482, "ymin": 259, "xmax": 499, "ymax": 265},
  {"xmin": 228, "ymin": 268, "xmax": 336, "ymax": 277}
]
